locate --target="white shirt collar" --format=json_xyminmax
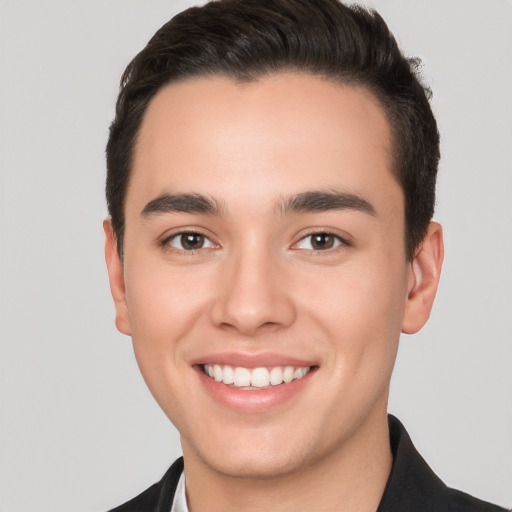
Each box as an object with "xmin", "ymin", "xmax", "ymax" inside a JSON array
[{"xmin": 170, "ymin": 470, "xmax": 188, "ymax": 512}]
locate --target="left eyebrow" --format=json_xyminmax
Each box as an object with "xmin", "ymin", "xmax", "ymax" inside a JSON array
[
  {"xmin": 276, "ymin": 190, "xmax": 377, "ymax": 216},
  {"xmin": 140, "ymin": 193, "xmax": 225, "ymax": 217}
]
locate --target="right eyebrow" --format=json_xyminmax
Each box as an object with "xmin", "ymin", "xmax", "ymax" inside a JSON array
[
  {"xmin": 140, "ymin": 193, "xmax": 225, "ymax": 218},
  {"xmin": 276, "ymin": 190, "xmax": 377, "ymax": 217}
]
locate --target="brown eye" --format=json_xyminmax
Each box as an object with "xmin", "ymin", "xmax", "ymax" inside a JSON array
[
  {"xmin": 181, "ymin": 233, "xmax": 204, "ymax": 250},
  {"xmin": 311, "ymin": 234, "xmax": 335, "ymax": 250},
  {"xmin": 167, "ymin": 232, "xmax": 214, "ymax": 251},
  {"xmin": 295, "ymin": 232, "xmax": 346, "ymax": 251}
]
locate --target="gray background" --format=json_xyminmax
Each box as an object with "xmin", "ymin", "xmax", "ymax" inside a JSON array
[{"xmin": 1, "ymin": 1, "xmax": 510, "ymax": 510}]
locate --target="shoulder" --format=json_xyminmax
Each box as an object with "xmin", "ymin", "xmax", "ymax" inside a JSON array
[
  {"xmin": 380, "ymin": 416, "xmax": 509, "ymax": 512},
  {"xmin": 108, "ymin": 457, "xmax": 184, "ymax": 512},
  {"xmin": 444, "ymin": 487, "xmax": 509, "ymax": 512}
]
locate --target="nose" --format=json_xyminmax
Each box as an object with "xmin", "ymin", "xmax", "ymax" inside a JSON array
[{"xmin": 210, "ymin": 246, "xmax": 296, "ymax": 336}]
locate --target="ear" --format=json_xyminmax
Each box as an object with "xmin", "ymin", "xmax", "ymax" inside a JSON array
[
  {"xmin": 402, "ymin": 222, "xmax": 444, "ymax": 334},
  {"xmin": 103, "ymin": 219, "xmax": 132, "ymax": 336}
]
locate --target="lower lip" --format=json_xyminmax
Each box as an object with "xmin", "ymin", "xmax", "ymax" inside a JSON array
[{"xmin": 195, "ymin": 366, "xmax": 315, "ymax": 413}]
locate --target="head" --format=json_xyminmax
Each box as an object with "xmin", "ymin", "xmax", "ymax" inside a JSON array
[
  {"xmin": 104, "ymin": 0, "xmax": 443, "ymax": 485},
  {"xmin": 106, "ymin": 0, "xmax": 439, "ymax": 262}
]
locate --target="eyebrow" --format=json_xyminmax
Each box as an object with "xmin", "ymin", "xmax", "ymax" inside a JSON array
[
  {"xmin": 276, "ymin": 190, "xmax": 377, "ymax": 216},
  {"xmin": 140, "ymin": 190, "xmax": 376, "ymax": 219},
  {"xmin": 141, "ymin": 193, "xmax": 224, "ymax": 217}
]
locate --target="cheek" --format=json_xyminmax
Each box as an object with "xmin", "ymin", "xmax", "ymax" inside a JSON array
[
  {"xmin": 122, "ymin": 261, "xmax": 215, "ymax": 398},
  {"xmin": 125, "ymin": 260, "xmax": 211, "ymax": 338},
  {"xmin": 122, "ymin": 262, "xmax": 211, "ymax": 422},
  {"xmin": 301, "ymin": 258, "xmax": 408, "ymax": 361}
]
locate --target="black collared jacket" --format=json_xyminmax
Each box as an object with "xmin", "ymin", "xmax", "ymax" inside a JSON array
[{"xmin": 109, "ymin": 416, "xmax": 508, "ymax": 511}]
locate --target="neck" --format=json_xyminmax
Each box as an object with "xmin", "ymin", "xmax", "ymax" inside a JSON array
[{"xmin": 182, "ymin": 407, "xmax": 392, "ymax": 512}]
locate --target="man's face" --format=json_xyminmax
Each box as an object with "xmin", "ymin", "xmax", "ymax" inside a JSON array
[{"xmin": 108, "ymin": 73, "xmax": 418, "ymax": 477}]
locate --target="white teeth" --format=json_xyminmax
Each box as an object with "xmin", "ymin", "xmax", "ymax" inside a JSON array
[
  {"xmin": 203, "ymin": 364, "xmax": 311, "ymax": 389},
  {"xmin": 283, "ymin": 366, "xmax": 294, "ymax": 383},
  {"xmin": 251, "ymin": 367, "xmax": 270, "ymax": 388},
  {"xmin": 233, "ymin": 367, "xmax": 251, "ymax": 387},
  {"xmin": 213, "ymin": 364, "xmax": 223, "ymax": 382},
  {"xmin": 293, "ymin": 367, "xmax": 304, "ymax": 379},
  {"xmin": 222, "ymin": 365, "xmax": 234, "ymax": 385},
  {"xmin": 269, "ymin": 367, "xmax": 283, "ymax": 386}
]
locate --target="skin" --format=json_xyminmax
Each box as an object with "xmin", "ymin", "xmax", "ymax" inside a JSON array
[{"xmin": 105, "ymin": 73, "xmax": 443, "ymax": 512}]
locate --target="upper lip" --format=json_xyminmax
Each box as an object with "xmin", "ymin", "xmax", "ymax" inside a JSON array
[{"xmin": 190, "ymin": 352, "xmax": 318, "ymax": 368}]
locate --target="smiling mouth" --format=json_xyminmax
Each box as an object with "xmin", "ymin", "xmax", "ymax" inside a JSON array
[{"xmin": 202, "ymin": 364, "xmax": 312, "ymax": 389}]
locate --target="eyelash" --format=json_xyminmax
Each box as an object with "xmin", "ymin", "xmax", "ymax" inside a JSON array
[
  {"xmin": 160, "ymin": 230, "xmax": 217, "ymax": 253},
  {"xmin": 293, "ymin": 231, "xmax": 350, "ymax": 252}
]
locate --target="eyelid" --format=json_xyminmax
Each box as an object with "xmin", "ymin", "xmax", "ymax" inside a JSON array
[
  {"xmin": 159, "ymin": 227, "xmax": 220, "ymax": 251},
  {"xmin": 291, "ymin": 229, "xmax": 352, "ymax": 251}
]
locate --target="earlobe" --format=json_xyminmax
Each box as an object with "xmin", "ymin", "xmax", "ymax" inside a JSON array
[
  {"xmin": 103, "ymin": 219, "xmax": 132, "ymax": 336},
  {"xmin": 402, "ymin": 222, "xmax": 444, "ymax": 334}
]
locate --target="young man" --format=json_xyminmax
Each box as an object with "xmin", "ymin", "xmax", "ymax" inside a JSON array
[{"xmin": 104, "ymin": 0, "xmax": 507, "ymax": 510}]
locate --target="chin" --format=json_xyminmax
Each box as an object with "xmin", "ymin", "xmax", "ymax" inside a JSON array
[
  {"xmin": 183, "ymin": 426, "xmax": 315, "ymax": 479},
  {"xmin": 202, "ymin": 448, "xmax": 307, "ymax": 480}
]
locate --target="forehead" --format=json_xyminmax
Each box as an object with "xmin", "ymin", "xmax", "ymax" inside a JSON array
[{"xmin": 129, "ymin": 72, "xmax": 400, "ymax": 218}]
